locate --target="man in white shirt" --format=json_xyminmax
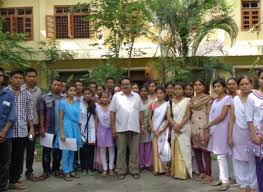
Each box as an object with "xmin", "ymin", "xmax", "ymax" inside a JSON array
[{"xmin": 110, "ymin": 78, "xmax": 145, "ymax": 179}]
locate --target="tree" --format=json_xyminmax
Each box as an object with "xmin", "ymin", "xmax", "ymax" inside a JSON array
[
  {"xmin": 0, "ymin": 18, "xmax": 34, "ymax": 68},
  {"xmin": 148, "ymin": 0, "xmax": 238, "ymax": 84}
]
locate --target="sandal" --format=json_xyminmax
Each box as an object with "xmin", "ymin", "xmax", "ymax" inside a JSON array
[
  {"xmin": 70, "ymin": 172, "xmax": 80, "ymax": 178},
  {"xmin": 38, "ymin": 172, "xmax": 50, "ymax": 181},
  {"xmin": 132, "ymin": 173, "xmax": 140, "ymax": 179},
  {"xmin": 101, "ymin": 171, "xmax": 107, "ymax": 177},
  {"xmin": 64, "ymin": 174, "xmax": 73, "ymax": 181},
  {"xmin": 109, "ymin": 170, "xmax": 116, "ymax": 176},
  {"xmin": 26, "ymin": 174, "xmax": 39, "ymax": 182},
  {"xmin": 117, "ymin": 174, "xmax": 125, "ymax": 180},
  {"xmin": 202, "ymin": 175, "xmax": 213, "ymax": 184},
  {"xmin": 54, "ymin": 171, "xmax": 64, "ymax": 178}
]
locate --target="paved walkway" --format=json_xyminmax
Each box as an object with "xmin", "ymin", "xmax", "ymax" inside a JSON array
[{"xmin": 9, "ymin": 161, "xmax": 239, "ymax": 192}]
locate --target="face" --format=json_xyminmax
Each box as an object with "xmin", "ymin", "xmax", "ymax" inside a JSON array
[
  {"xmin": 51, "ymin": 80, "xmax": 62, "ymax": 94},
  {"xmin": 166, "ymin": 84, "xmax": 174, "ymax": 97},
  {"xmin": 239, "ymin": 78, "xmax": 252, "ymax": 95},
  {"xmin": 114, "ymin": 86, "xmax": 121, "ymax": 94},
  {"xmin": 106, "ymin": 79, "xmax": 115, "ymax": 90},
  {"xmin": 101, "ymin": 94, "xmax": 110, "ymax": 105},
  {"xmin": 156, "ymin": 89, "xmax": 165, "ymax": 101},
  {"xmin": 139, "ymin": 88, "xmax": 148, "ymax": 98},
  {"xmin": 184, "ymin": 85, "xmax": 193, "ymax": 97},
  {"xmin": 75, "ymin": 82, "xmax": 83, "ymax": 94},
  {"xmin": 97, "ymin": 86, "xmax": 104, "ymax": 96},
  {"xmin": 0, "ymin": 71, "xmax": 4, "ymax": 85},
  {"xmin": 174, "ymin": 85, "xmax": 184, "ymax": 97},
  {"xmin": 227, "ymin": 79, "xmax": 238, "ymax": 94},
  {"xmin": 213, "ymin": 82, "xmax": 225, "ymax": 95},
  {"xmin": 132, "ymin": 84, "xmax": 139, "ymax": 93},
  {"xmin": 10, "ymin": 73, "xmax": 24, "ymax": 88},
  {"xmin": 83, "ymin": 90, "xmax": 92, "ymax": 101},
  {"xmin": 66, "ymin": 86, "xmax": 77, "ymax": 98},
  {"xmin": 61, "ymin": 82, "xmax": 67, "ymax": 93},
  {"xmin": 259, "ymin": 72, "xmax": 263, "ymax": 89},
  {"xmin": 24, "ymin": 72, "xmax": 37, "ymax": 86},
  {"xmin": 148, "ymin": 83, "xmax": 156, "ymax": 94},
  {"xmin": 121, "ymin": 79, "xmax": 131, "ymax": 92},
  {"xmin": 194, "ymin": 81, "xmax": 205, "ymax": 94},
  {"xmin": 90, "ymin": 84, "xmax": 97, "ymax": 94}
]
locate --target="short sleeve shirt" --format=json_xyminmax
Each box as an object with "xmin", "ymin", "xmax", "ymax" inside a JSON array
[{"xmin": 109, "ymin": 91, "xmax": 144, "ymax": 133}]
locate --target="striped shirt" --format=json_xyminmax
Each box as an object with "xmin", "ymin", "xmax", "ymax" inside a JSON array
[{"xmin": 5, "ymin": 86, "xmax": 33, "ymax": 138}]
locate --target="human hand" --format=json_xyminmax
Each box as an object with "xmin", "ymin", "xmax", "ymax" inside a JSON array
[
  {"xmin": 0, "ymin": 130, "xmax": 6, "ymax": 143},
  {"xmin": 227, "ymin": 136, "xmax": 234, "ymax": 148},
  {"xmin": 39, "ymin": 128, "xmax": 46, "ymax": 137},
  {"xmin": 252, "ymin": 133, "xmax": 262, "ymax": 145},
  {"xmin": 60, "ymin": 132, "xmax": 65, "ymax": 142}
]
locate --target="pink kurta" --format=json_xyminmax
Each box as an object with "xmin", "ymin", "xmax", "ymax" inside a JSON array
[{"xmin": 208, "ymin": 95, "xmax": 232, "ymax": 155}]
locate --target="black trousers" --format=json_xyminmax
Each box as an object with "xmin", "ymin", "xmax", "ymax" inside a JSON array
[
  {"xmin": 0, "ymin": 140, "xmax": 12, "ymax": 191},
  {"xmin": 9, "ymin": 137, "xmax": 27, "ymax": 184},
  {"xmin": 42, "ymin": 147, "xmax": 61, "ymax": 173},
  {"xmin": 73, "ymin": 151, "xmax": 80, "ymax": 170},
  {"xmin": 80, "ymin": 144, "xmax": 94, "ymax": 171},
  {"xmin": 25, "ymin": 125, "xmax": 38, "ymax": 176}
]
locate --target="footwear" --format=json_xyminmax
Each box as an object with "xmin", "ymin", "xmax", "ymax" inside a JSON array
[
  {"xmin": 26, "ymin": 174, "xmax": 39, "ymax": 182},
  {"xmin": 117, "ymin": 174, "xmax": 125, "ymax": 180},
  {"xmin": 87, "ymin": 170, "xmax": 96, "ymax": 176},
  {"xmin": 70, "ymin": 172, "xmax": 80, "ymax": 178},
  {"xmin": 211, "ymin": 180, "xmax": 222, "ymax": 186},
  {"xmin": 54, "ymin": 171, "xmax": 64, "ymax": 178},
  {"xmin": 217, "ymin": 183, "xmax": 230, "ymax": 191},
  {"xmin": 101, "ymin": 171, "xmax": 107, "ymax": 177},
  {"xmin": 202, "ymin": 175, "xmax": 213, "ymax": 184},
  {"xmin": 8, "ymin": 182, "xmax": 27, "ymax": 190},
  {"xmin": 193, "ymin": 173, "xmax": 206, "ymax": 181},
  {"xmin": 38, "ymin": 172, "xmax": 50, "ymax": 181},
  {"xmin": 64, "ymin": 174, "xmax": 73, "ymax": 181},
  {"xmin": 132, "ymin": 173, "xmax": 140, "ymax": 179},
  {"xmin": 109, "ymin": 170, "xmax": 115, "ymax": 176},
  {"xmin": 81, "ymin": 171, "xmax": 88, "ymax": 176}
]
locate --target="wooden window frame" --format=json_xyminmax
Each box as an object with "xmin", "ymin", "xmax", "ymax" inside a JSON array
[
  {"xmin": 53, "ymin": 5, "xmax": 90, "ymax": 39},
  {"xmin": 241, "ymin": 0, "xmax": 260, "ymax": 31},
  {"xmin": 0, "ymin": 7, "xmax": 33, "ymax": 40}
]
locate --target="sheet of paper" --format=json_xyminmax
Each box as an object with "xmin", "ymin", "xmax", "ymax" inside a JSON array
[
  {"xmin": 40, "ymin": 133, "xmax": 54, "ymax": 148},
  {"xmin": 59, "ymin": 138, "xmax": 77, "ymax": 151}
]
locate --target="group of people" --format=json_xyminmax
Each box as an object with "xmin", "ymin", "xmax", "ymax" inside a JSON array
[{"xmin": 0, "ymin": 67, "xmax": 263, "ymax": 192}]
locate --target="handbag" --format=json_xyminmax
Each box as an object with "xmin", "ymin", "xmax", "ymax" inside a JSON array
[{"xmin": 159, "ymin": 129, "xmax": 172, "ymax": 164}]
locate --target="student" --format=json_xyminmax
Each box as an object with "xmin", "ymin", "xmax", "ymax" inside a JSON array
[
  {"xmin": 132, "ymin": 83, "xmax": 140, "ymax": 93},
  {"xmin": 168, "ymin": 82, "xmax": 192, "ymax": 180},
  {"xmin": 147, "ymin": 81, "xmax": 157, "ymax": 102},
  {"xmin": 148, "ymin": 87, "xmax": 169, "ymax": 175},
  {"xmin": 57, "ymin": 85, "xmax": 82, "ymax": 181},
  {"xmin": 246, "ymin": 69, "xmax": 263, "ymax": 192},
  {"xmin": 95, "ymin": 85, "xmax": 105, "ymax": 104},
  {"xmin": 0, "ymin": 67, "xmax": 16, "ymax": 192},
  {"xmin": 207, "ymin": 78, "xmax": 232, "ymax": 191},
  {"xmin": 105, "ymin": 77, "xmax": 115, "ymax": 98},
  {"xmin": 113, "ymin": 86, "xmax": 121, "ymax": 94},
  {"xmin": 190, "ymin": 80, "xmax": 212, "ymax": 183},
  {"xmin": 80, "ymin": 88, "xmax": 97, "ymax": 176},
  {"xmin": 228, "ymin": 76, "xmax": 257, "ymax": 192},
  {"xmin": 7, "ymin": 69, "xmax": 34, "ymax": 190},
  {"xmin": 139, "ymin": 87, "xmax": 153, "ymax": 170},
  {"xmin": 165, "ymin": 82, "xmax": 174, "ymax": 101},
  {"xmin": 95, "ymin": 92, "xmax": 115, "ymax": 176},
  {"xmin": 227, "ymin": 77, "xmax": 238, "ymax": 98},
  {"xmin": 184, "ymin": 83, "xmax": 194, "ymax": 98}
]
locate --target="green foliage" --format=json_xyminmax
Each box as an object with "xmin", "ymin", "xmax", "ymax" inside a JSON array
[
  {"xmin": 39, "ymin": 40, "xmax": 74, "ymax": 83},
  {"xmin": 0, "ymin": 17, "xmax": 34, "ymax": 68},
  {"xmin": 89, "ymin": 61, "xmax": 126, "ymax": 85}
]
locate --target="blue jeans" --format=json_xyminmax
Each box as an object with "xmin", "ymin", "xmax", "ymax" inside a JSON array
[{"xmin": 62, "ymin": 150, "xmax": 74, "ymax": 174}]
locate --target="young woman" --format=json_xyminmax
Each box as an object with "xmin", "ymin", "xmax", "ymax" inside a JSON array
[
  {"xmin": 139, "ymin": 87, "xmax": 153, "ymax": 170},
  {"xmin": 80, "ymin": 88, "xmax": 97, "ymax": 176},
  {"xmin": 228, "ymin": 76, "xmax": 257, "ymax": 192},
  {"xmin": 246, "ymin": 69, "xmax": 263, "ymax": 192},
  {"xmin": 113, "ymin": 86, "xmax": 121, "ymax": 94},
  {"xmin": 148, "ymin": 81, "xmax": 157, "ymax": 102},
  {"xmin": 57, "ymin": 85, "xmax": 82, "ymax": 181},
  {"xmin": 148, "ymin": 87, "xmax": 169, "ymax": 174},
  {"xmin": 165, "ymin": 82, "xmax": 174, "ymax": 101},
  {"xmin": 207, "ymin": 78, "xmax": 232, "ymax": 191},
  {"xmin": 168, "ymin": 82, "xmax": 192, "ymax": 179},
  {"xmin": 184, "ymin": 83, "xmax": 194, "ymax": 98},
  {"xmin": 190, "ymin": 80, "xmax": 212, "ymax": 183},
  {"xmin": 131, "ymin": 83, "xmax": 140, "ymax": 93},
  {"xmin": 227, "ymin": 77, "xmax": 238, "ymax": 98},
  {"xmin": 95, "ymin": 85, "xmax": 105, "ymax": 104},
  {"xmin": 95, "ymin": 92, "xmax": 115, "ymax": 177}
]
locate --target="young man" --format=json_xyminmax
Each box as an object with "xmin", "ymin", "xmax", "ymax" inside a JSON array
[
  {"xmin": 0, "ymin": 67, "xmax": 16, "ymax": 192},
  {"xmin": 22, "ymin": 68, "xmax": 42, "ymax": 182},
  {"xmin": 105, "ymin": 77, "xmax": 115, "ymax": 99},
  {"xmin": 109, "ymin": 78, "xmax": 145, "ymax": 180},
  {"xmin": 38, "ymin": 79, "xmax": 64, "ymax": 180},
  {"xmin": 7, "ymin": 69, "xmax": 34, "ymax": 190}
]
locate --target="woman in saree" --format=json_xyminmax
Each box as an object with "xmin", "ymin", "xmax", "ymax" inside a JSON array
[
  {"xmin": 148, "ymin": 87, "xmax": 169, "ymax": 175},
  {"xmin": 168, "ymin": 82, "xmax": 192, "ymax": 179}
]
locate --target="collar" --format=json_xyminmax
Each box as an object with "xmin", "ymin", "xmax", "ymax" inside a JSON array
[
  {"xmin": 22, "ymin": 84, "xmax": 38, "ymax": 92},
  {"xmin": 7, "ymin": 85, "xmax": 24, "ymax": 92},
  {"xmin": 47, "ymin": 91, "xmax": 64, "ymax": 97},
  {"xmin": 120, "ymin": 91, "xmax": 134, "ymax": 96}
]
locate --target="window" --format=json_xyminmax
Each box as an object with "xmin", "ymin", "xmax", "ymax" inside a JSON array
[
  {"xmin": 241, "ymin": 0, "xmax": 260, "ymax": 31},
  {"xmin": 45, "ymin": 6, "xmax": 91, "ymax": 39},
  {"xmin": 0, "ymin": 7, "xmax": 33, "ymax": 40}
]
